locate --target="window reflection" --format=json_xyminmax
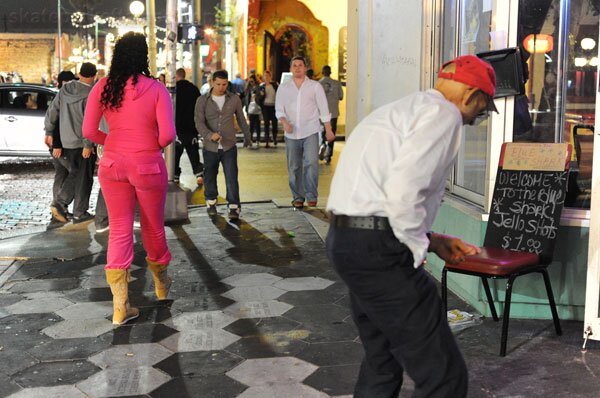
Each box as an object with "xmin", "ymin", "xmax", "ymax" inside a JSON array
[
  {"xmin": 515, "ymin": 0, "xmax": 598, "ymax": 209},
  {"xmin": 455, "ymin": 0, "xmax": 493, "ymax": 197}
]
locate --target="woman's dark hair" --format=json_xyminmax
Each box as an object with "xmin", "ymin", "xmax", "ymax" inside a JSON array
[{"xmin": 101, "ymin": 32, "xmax": 151, "ymax": 110}]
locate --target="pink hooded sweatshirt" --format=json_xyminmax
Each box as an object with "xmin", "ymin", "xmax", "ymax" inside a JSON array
[{"xmin": 83, "ymin": 75, "xmax": 176, "ymax": 151}]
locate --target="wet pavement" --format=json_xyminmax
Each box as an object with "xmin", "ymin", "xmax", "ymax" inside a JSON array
[{"xmin": 1, "ymin": 146, "xmax": 600, "ymax": 397}]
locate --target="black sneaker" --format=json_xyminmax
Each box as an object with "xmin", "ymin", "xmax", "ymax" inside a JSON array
[
  {"xmin": 50, "ymin": 204, "xmax": 69, "ymax": 223},
  {"xmin": 73, "ymin": 212, "xmax": 95, "ymax": 224},
  {"xmin": 207, "ymin": 204, "xmax": 218, "ymax": 216},
  {"xmin": 228, "ymin": 208, "xmax": 240, "ymax": 220}
]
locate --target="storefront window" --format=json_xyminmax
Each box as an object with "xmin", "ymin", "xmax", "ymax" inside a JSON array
[
  {"xmin": 516, "ymin": 0, "xmax": 598, "ymax": 209},
  {"xmin": 456, "ymin": 0, "xmax": 493, "ymax": 198}
]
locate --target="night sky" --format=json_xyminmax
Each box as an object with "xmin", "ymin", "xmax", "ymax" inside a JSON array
[{"xmin": 1, "ymin": 0, "xmax": 219, "ymax": 34}]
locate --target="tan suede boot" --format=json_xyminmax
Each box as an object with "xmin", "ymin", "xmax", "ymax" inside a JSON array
[
  {"xmin": 146, "ymin": 258, "xmax": 172, "ymax": 300},
  {"xmin": 105, "ymin": 269, "xmax": 139, "ymax": 325}
]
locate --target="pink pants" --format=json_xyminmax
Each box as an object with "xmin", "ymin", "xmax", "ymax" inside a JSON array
[{"xmin": 99, "ymin": 151, "xmax": 171, "ymax": 269}]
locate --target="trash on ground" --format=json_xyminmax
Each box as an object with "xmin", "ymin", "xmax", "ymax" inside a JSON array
[{"xmin": 447, "ymin": 309, "xmax": 483, "ymax": 333}]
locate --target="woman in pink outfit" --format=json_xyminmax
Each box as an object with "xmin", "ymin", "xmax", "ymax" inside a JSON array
[{"xmin": 83, "ymin": 32, "xmax": 176, "ymax": 325}]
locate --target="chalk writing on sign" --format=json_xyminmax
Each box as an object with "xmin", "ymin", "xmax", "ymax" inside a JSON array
[
  {"xmin": 503, "ymin": 143, "xmax": 569, "ymax": 171},
  {"xmin": 486, "ymin": 169, "xmax": 567, "ymax": 258}
]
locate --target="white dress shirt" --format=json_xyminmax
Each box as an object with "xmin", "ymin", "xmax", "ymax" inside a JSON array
[
  {"xmin": 327, "ymin": 89, "xmax": 463, "ymax": 268},
  {"xmin": 275, "ymin": 76, "xmax": 331, "ymax": 140}
]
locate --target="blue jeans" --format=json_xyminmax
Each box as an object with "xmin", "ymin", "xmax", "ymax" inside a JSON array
[
  {"xmin": 285, "ymin": 133, "xmax": 319, "ymax": 203},
  {"xmin": 203, "ymin": 147, "xmax": 240, "ymax": 207}
]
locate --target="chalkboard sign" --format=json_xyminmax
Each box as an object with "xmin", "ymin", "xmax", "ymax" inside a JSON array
[{"xmin": 484, "ymin": 143, "xmax": 572, "ymax": 263}]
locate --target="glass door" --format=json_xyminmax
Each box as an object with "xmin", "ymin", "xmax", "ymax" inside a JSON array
[{"xmin": 583, "ymin": 23, "xmax": 600, "ymax": 342}]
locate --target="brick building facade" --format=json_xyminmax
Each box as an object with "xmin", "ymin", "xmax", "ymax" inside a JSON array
[{"xmin": 0, "ymin": 33, "xmax": 56, "ymax": 83}]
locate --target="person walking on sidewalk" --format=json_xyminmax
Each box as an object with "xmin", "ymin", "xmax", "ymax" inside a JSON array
[
  {"xmin": 319, "ymin": 65, "xmax": 343, "ymax": 164},
  {"xmin": 256, "ymin": 70, "xmax": 279, "ymax": 146},
  {"xmin": 44, "ymin": 70, "xmax": 76, "ymax": 222},
  {"xmin": 244, "ymin": 75, "xmax": 262, "ymax": 147},
  {"xmin": 194, "ymin": 70, "xmax": 251, "ymax": 220},
  {"xmin": 83, "ymin": 32, "xmax": 176, "ymax": 325},
  {"xmin": 174, "ymin": 68, "xmax": 204, "ymax": 186},
  {"xmin": 326, "ymin": 55, "xmax": 497, "ymax": 397},
  {"xmin": 44, "ymin": 63, "xmax": 98, "ymax": 224},
  {"xmin": 275, "ymin": 56, "xmax": 335, "ymax": 209}
]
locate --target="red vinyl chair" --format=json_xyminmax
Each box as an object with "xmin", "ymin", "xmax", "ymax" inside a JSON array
[{"xmin": 442, "ymin": 247, "xmax": 561, "ymax": 356}]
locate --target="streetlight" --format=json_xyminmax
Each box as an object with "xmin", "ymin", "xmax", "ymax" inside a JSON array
[{"xmin": 129, "ymin": 1, "xmax": 145, "ymax": 18}]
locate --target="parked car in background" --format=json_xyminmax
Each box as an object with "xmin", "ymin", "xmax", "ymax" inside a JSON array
[{"xmin": 0, "ymin": 83, "xmax": 58, "ymax": 157}]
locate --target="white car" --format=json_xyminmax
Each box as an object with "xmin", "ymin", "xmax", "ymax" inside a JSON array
[{"xmin": 0, "ymin": 83, "xmax": 58, "ymax": 157}]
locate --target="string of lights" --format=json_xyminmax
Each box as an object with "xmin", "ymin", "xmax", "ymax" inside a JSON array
[{"xmin": 70, "ymin": 11, "xmax": 169, "ymax": 43}]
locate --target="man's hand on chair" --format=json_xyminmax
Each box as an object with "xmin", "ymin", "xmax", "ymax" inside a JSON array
[{"xmin": 428, "ymin": 233, "xmax": 481, "ymax": 265}]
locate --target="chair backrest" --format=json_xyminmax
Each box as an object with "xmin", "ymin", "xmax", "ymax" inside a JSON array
[
  {"xmin": 573, "ymin": 124, "xmax": 594, "ymax": 182},
  {"xmin": 483, "ymin": 143, "xmax": 572, "ymax": 263}
]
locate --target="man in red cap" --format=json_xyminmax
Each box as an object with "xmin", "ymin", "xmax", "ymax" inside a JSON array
[{"xmin": 326, "ymin": 54, "xmax": 496, "ymax": 398}]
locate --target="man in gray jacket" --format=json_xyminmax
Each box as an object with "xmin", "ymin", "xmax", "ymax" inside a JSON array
[
  {"xmin": 194, "ymin": 70, "xmax": 251, "ymax": 220},
  {"xmin": 44, "ymin": 62, "xmax": 97, "ymax": 223}
]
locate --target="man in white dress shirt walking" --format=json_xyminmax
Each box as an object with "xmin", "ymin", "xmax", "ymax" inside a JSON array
[
  {"xmin": 326, "ymin": 55, "xmax": 497, "ymax": 397},
  {"xmin": 276, "ymin": 56, "xmax": 335, "ymax": 209}
]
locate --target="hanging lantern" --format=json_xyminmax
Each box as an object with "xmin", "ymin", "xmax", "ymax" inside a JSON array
[{"xmin": 523, "ymin": 34, "xmax": 554, "ymax": 54}]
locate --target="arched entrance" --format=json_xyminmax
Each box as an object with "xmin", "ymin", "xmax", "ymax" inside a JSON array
[{"xmin": 264, "ymin": 25, "xmax": 314, "ymax": 83}]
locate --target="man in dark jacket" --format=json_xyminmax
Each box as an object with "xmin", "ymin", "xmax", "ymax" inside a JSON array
[
  {"xmin": 175, "ymin": 68, "xmax": 203, "ymax": 186},
  {"xmin": 44, "ymin": 62, "xmax": 97, "ymax": 223}
]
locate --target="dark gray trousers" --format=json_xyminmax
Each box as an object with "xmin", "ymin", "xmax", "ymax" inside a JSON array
[
  {"xmin": 55, "ymin": 148, "xmax": 96, "ymax": 218},
  {"xmin": 326, "ymin": 223, "xmax": 468, "ymax": 398}
]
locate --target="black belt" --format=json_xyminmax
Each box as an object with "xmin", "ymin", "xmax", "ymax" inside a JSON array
[{"xmin": 331, "ymin": 214, "xmax": 392, "ymax": 231}]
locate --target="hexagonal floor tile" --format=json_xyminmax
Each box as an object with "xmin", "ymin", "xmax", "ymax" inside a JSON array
[
  {"xmin": 8, "ymin": 278, "xmax": 79, "ymax": 293},
  {"xmin": 154, "ymin": 351, "xmax": 243, "ymax": 377},
  {"xmin": 55, "ymin": 301, "xmax": 113, "ymax": 320},
  {"xmin": 22, "ymin": 291, "xmax": 68, "ymax": 299},
  {"xmin": 236, "ymin": 383, "xmax": 329, "ymax": 398},
  {"xmin": 222, "ymin": 286, "xmax": 286, "ymax": 302},
  {"xmin": 88, "ymin": 343, "xmax": 174, "ymax": 369},
  {"xmin": 273, "ymin": 277, "xmax": 334, "ymax": 292},
  {"xmin": 42, "ymin": 319, "xmax": 114, "ymax": 339},
  {"xmin": 165, "ymin": 311, "xmax": 237, "ymax": 331},
  {"xmin": 76, "ymin": 366, "xmax": 171, "ymax": 397},
  {"xmin": 226, "ymin": 357, "xmax": 318, "ymax": 386},
  {"xmin": 303, "ymin": 364, "xmax": 361, "ymax": 397},
  {"xmin": 224, "ymin": 300, "xmax": 293, "ymax": 319},
  {"xmin": 160, "ymin": 329, "xmax": 241, "ymax": 352},
  {"xmin": 150, "ymin": 374, "xmax": 247, "ymax": 398},
  {"xmin": 109, "ymin": 324, "xmax": 179, "ymax": 345},
  {"xmin": 26, "ymin": 335, "xmax": 112, "ymax": 362},
  {"xmin": 12, "ymin": 361, "xmax": 100, "ymax": 388},
  {"xmin": 221, "ymin": 273, "xmax": 282, "ymax": 287},
  {"xmin": 6, "ymin": 297, "xmax": 74, "ymax": 314},
  {"xmin": 7, "ymin": 385, "xmax": 86, "ymax": 398}
]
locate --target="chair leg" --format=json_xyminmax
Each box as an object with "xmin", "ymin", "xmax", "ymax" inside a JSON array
[
  {"xmin": 500, "ymin": 275, "xmax": 517, "ymax": 357},
  {"xmin": 442, "ymin": 268, "xmax": 448, "ymax": 313},
  {"xmin": 481, "ymin": 277, "xmax": 499, "ymax": 321},
  {"xmin": 540, "ymin": 269, "xmax": 562, "ymax": 336}
]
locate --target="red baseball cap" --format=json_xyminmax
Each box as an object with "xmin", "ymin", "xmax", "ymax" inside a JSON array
[{"xmin": 438, "ymin": 55, "xmax": 497, "ymax": 112}]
